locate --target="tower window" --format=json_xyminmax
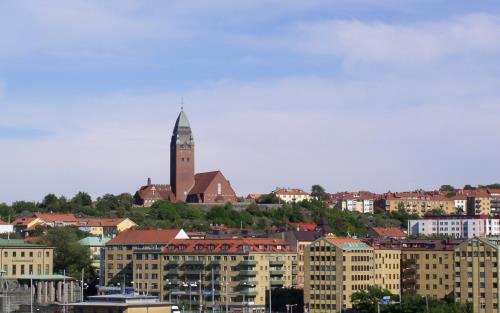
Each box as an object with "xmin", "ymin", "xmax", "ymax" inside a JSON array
[{"xmin": 217, "ymin": 183, "xmax": 222, "ymax": 195}]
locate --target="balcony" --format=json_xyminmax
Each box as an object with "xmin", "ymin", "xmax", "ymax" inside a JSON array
[
  {"xmin": 167, "ymin": 259, "xmax": 179, "ymax": 264},
  {"xmin": 240, "ymin": 289, "xmax": 258, "ymax": 297},
  {"xmin": 239, "ymin": 270, "xmax": 257, "ymax": 276},
  {"xmin": 239, "ymin": 280, "xmax": 257, "ymax": 287},
  {"xmin": 270, "ymin": 270, "xmax": 285, "ymax": 276},
  {"xmin": 240, "ymin": 260, "xmax": 257, "ymax": 266},
  {"xmin": 269, "ymin": 260, "xmax": 285, "ymax": 266},
  {"xmin": 166, "ymin": 269, "xmax": 179, "ymax": 275},
  {"xmin": 270, "ymin": 279, "xmax": 285, "ymax": 286},
  {"xmin": 185, "ymin": 259, "xmax": 204, "ymax": 265},
  {"xmin": 183, "ymin": 269, "xmax": 203, "ymax": 275}
]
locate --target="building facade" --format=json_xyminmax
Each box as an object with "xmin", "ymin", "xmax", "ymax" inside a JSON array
[
  {"xmin": 400, "ymin": 239, "xmax": 460, "ymax": 300},
  {"xmin": 454, "ymin": 237, "xmax": 500, "ymax": 313},
  {"xmin": 132, "ymin": 238, "xmax": 297, "ymax": 313},
  {"xmin": 0, "ymin": 239, "xmax": 53, "ymax": 278},
  {"xmin": 273, "ymin": 188, "xmax": 311, "ymax": 203},
  {"xmin": 304, "ymin": 236, "xmax": 374, "ymax": 312},
  {"xmin": 104, "ymin": 229, "xmax": 189, "ymax": 286},
  {"xmin": 408, "ymin": 216, "xmax": 500, "ymax": 238},
  {"xmin": 384, "ymin": 192, "xmax": 456, "ymax": 216}
]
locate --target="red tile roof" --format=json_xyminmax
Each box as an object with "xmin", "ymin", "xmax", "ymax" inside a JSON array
[
  {"xmin": 135, "ymin": 184, "xmax": 176, "ymax": 202},
  {"xmin": 288, "ymin": 223, "xmax": 317, "ymax": 231},
  {"xmin": 189, "ymin": 171, "xmax": 221, "ymax": 195},
  {"xmin": 106, "ymin": 229, "xmax": 184, "ymax": 245},
  {"xmin": 11, "ymin": 217, "xmax": 45, "ymax": 229},
  {"xmin": 370, "ymin": 227, "xmax": 406, "ymax": 238},
  {"xmin": 34, "ymin": 213, "xmax": 78, "ymax": 222},
  {"xmin": 162, "ymin": 238, "xmax": 292, "ymax": 254}
]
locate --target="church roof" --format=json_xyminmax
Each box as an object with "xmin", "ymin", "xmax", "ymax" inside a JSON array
[{"xmin": 189, "ymin": 171, "xmax": 222, "ymax": 195}]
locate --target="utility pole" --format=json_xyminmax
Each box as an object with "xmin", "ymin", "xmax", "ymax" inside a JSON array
[
  {"xmin": 199, "ymin": 271, "xmax": 202, "ymax": 313},
  {"xmin": 81, "ymin": 268, "xmax": 84, "ymax": 302},
  {"xmin": 268, "ymin": 271, "xmax": 272, "ymax": 313},
  {"xmin": 211, "ymin": 267, "xmax": 215, "ymax": 312},
  {"xmin": 30, "ymin": 272, "xmax": 33, "ymax": 313},
  {"xmin": 225, "ymin": 269, "xmax": 228, "ymax": 313},
  {"xmin": 63, "ymin": 269, "xmax": 66, "ymax": 313}
]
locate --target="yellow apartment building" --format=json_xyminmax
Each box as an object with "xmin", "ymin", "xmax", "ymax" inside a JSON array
[
  {"xmin": 132, "ymin": 238, "xmax": 297, "ymax": 313},
  {"xmin": 454, "ymin": 237, "xmax": 500, "ymax": 313},
  {"xmin": 304, "ymin": 236, "xmax": 374, "ymax": 313},
  {"xmin": 0, "ymin": 238, "xmax": 53, "ymax": 278},
  {"xmin": 400, "ymin": 239, "xmax": 460, "ymax": 300},
  {"xmin": 104, "ymin": 229, "xmax": 188, "ymax": 286}
]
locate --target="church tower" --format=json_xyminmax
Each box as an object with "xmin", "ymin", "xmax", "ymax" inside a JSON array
[{"xmin": 170, "ymin": 109, "xmax": 195, "ymax": 201}]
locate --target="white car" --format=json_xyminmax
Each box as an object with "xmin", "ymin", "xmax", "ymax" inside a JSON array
[{"xmin": 171, "ymin": 305, "xmax": 181, "ymax": 313}]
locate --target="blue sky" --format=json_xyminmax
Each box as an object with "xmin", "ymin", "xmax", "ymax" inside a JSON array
[{"xmin": 1, "ymin": 1, "xmax": 500, "ymax": 203}]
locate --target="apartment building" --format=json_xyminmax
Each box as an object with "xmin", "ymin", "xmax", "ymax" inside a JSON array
[
  {"xmin": 273, "ymin": 230, "xmax": 322, "ymax": 288},
  {"xmin": 132, "ymin": 238, "xmax": 297, "ymax": 313},
  {"xmin": 333, "ymin": 191, "xmax": 377, "ymax": 214},
  {"xmin": 400, "ymin": 239, "xmax": 462, "ymax": 299},
  {"xmin": 385, "ymin": 192, "xmax": 456, "ymax": 216},
  {"xmin": 408, "ymin": 215, "xmax": 500, "ymax": 238},
  {"xmin": 104, "ymin": 229, "xmax": 189, "ymax": 286},
  {"xmin": 465, "ymin": 190, "xmax": 492, "ymax": 216},
  {"xmin": 370, "ymin": 240, "xmax": 401, "ymax": 296},
  {"xmin": 304, "ymin": 236, "xmax": 374, "ymax": 312},
  {"xmin": 272, "ymin": 188, "xmax": 311, "ymax": 203},
  {"xmin": 454, "ymin": 237, "xmax": 500, "ymax": 313},
  {"xmin": 488, "ymin": 189, "xmax": 500, "ymax": 215},
  {"xmin": 77, "ymin": 218, "xmax": 137, "ymax": 236},
  {"xmin": 0, "ymin": 238, "xmax": 53, "ymax": 278}
]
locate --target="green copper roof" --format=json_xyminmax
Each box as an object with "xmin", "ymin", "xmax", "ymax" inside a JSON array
[
  {"xmin": 0, "ymin": 239, "xmax": 46, "ymax": 247},
  {"xmin": 174, "ymin": 110, "xmax": 191, "ymax": 129},
  {"xmin": 340, "ymin": 242, "xmax": 373, "ymax": 251},
  {"xmin": 79, "ymin": 236, "xmax": 112, "ymax": 247},
  {"xmin": 17, "ymin": 274, "xmax": 74, "ymax": 280}
]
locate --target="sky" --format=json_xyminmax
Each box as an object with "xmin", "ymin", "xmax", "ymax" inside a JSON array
[{"xmin": 1, "ymin": 0, "xmax": 500, "ymax": 203}]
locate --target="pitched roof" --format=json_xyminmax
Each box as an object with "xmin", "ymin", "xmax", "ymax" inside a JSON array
[
  {"xmin": 77, "ymin": 218, "xmax": 135, "ymax": 228},
  {"xmin": 162, "ymin": 238, "xmax": 292, "ymax": 254},
  {"xmin": 11, "ymin": 217, "xmax": 45, "ymax": 229},
  {"xmin": 174, "ymin": 110, "xmax": 191, "ymax": 129},
  {"xmin": 106, "ymin": 229, "xmax": 184, "ymax": 245},
  {"xmin": 135, "ymin": 184, "xmax": 176, "ymax": 202},
  {"xmin": 273, "ymin": 188, "xmax": 309, "ymax": 196},
  {"xmin": 34, "ymin": 213, "xmax": 78, "ymax": 222},
  {"xmin": 0, "ymin": 219, "xmax": 9, "ymax": 225},
  {"xmin": 288, "ymin": 223, "xmax": 318, "ymax": 232},
  {"xmin": 189, "ymin": 171, "xmax": 222, "ymax": 195},
  {"xmin": 324, "ymin": 236, "xmax": 372, "ymax": 250},
  {"xmin": 370, "ymin": 227, "xmax": 406, "ymax": 238},
  {"xmin": 290, "ymin": 231, "xmax": 322, "ymax": 242}
]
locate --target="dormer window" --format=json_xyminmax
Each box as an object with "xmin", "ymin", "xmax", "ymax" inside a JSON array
[
  {"xmin": 195, "ymin": 244, "xmax": 204, "ymax": 251},
  {"xmin": 208, "ymin": 245, "xmax": 215, "ymax": 251},
  {"xmin": 221, "ymin": 244, "xmax": 229, "ymax": 251},
  {"xmin": 179, "ymin": 244, "xmax": 186, "ymax": 251}
]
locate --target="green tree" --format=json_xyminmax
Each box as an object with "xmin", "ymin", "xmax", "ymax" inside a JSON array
[
  {"xmin": 424, "ymin": 208, "xmax": 447, "ymax": 216},
  {"xmin": 43, "ymin": 227, "xmax": 95, "ymax": 279},
  {"xmin": 256, "ymin": 194, "xmax": 279, "ymax": 204},
  {"xmin": 439, "ymin": 185, "xmax": 455, "ymax": 192},
  {"xmin": 71, "ymin": 192, "xmax": 92, "ymax": 206},
  {"xmin": 311, "ymin": 184, "xmax": 328, "ymax": 201},
  {"xmin": 351, "ymin": 286, "xmax": 393, "ymax": 313},
  {"xmin": 11, "ymin": 201, "xmax": 38, "ymax": 213},
  {"xmin": 0, "ymin": 203, "xmax": 15, "ymax": 221}
]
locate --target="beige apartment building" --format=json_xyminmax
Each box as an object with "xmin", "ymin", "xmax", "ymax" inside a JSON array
[
  {"xmin": 104, "ymin": 229, "xmax": 189, "ymax": 286},
  {"xmin": 385, "ymin": 192, "xmax": 456, "ymax": 216},
  {"xmin": 400, "ymin": 240, "xmax": 460, "ymax": 300},
  {"xmin": 454, "ymin": 237, "xmax": 500, "ymax": 313},
  {"xmin": 132, "ymin": 238, "xmax": 297, "ymax": 313},
  {"xmin": 304, "ymin": 236, "xmax": 374, "ymax": 312},
  {"xmin": 372, "ymin": 242, "xmax": 401, "ymax": 296},
  {"xmin": 0, "ymin": 239, "xmax": 53, "ymax": 278}
]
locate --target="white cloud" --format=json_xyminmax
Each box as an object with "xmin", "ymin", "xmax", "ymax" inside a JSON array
[
  {"xmin": 285, "ymin": 13, "xmax": 500, "ymax": 63},
  {"xmin": 1, "ymin": 73, "xmax": 499, "ymax": 203}
]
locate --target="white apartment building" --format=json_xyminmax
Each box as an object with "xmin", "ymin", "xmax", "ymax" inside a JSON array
[{"xmin": 408, "ymin": 216, "xmax": 500, "ymax": 239}]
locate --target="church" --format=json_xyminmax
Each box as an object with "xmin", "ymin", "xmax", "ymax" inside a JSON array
[{"xmin": 134, "ymin": 109, "xmax": 238, "ymax": 206}]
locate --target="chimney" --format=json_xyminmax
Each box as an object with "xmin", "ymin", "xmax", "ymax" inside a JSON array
[{"xmin": 147, "ymin": 177, "xmax": 152, "ymax": 186}]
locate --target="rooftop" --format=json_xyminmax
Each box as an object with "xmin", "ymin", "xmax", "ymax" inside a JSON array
[
  {"xmin": 106, "ymin": 229, "xmax": 185, "ymax": 245},
  {"xmin": 69, "ymin": 294, "xmax": 170, "ymax": 307}
]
